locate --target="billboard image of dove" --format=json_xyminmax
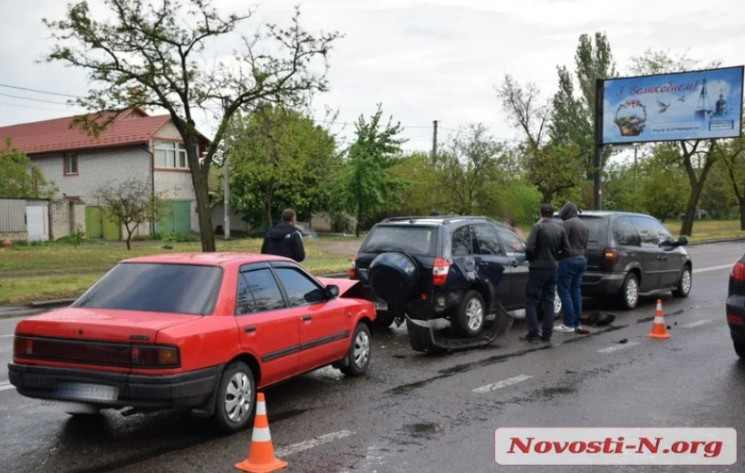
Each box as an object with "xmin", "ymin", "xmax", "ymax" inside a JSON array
[{"xmin": 601, "ymin": 66, "xmax": 743, "ymax": 144}]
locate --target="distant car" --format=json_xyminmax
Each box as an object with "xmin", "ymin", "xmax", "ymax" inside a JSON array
[
  {"xmin": 577, "ymin": 211, "xmax": 692, "ymax": 309},
  {"xmin": 350, "ymin": 215, "xmax": 561, "ymax": 351},
  {"xmin": 726, "ymin": 252, "xmax": 745, "ymax": 357},
  {"xmin": 8, "ymin": 253, "xmax": 375, "ymax": 433}
]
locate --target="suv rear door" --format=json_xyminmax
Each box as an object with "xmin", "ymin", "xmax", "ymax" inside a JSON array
[{"xmin": 472, "ymin": 223, "xmax": 511, "ymax": 310}]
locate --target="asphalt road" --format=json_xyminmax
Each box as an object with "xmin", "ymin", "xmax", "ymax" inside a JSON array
[{"xmin": 1, "ymin": 240, "xmax": 743, "ymax": 473}]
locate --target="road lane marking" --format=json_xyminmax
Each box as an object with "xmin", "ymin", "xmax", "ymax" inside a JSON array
[
  {"xmin": 275, "ymin": 430, "xmax": 354, "ymax": 457},
  {"xmin": 598, "ymin": 341, "xmax": 640, "ymax": 354},
  {"xmin": 0, "ymin": 382, "xmax": 14, "ymax": 392},
  {"xmin": 473, "ymin": 374, "xmax": 532, "ymax": 394},
  {"xmin": 681, "ymin": 319, "xmax": 713, "ymax": 328},
  {"xmin": 693, "ymin": 264, "xmax": 733, "ymax": 274}
]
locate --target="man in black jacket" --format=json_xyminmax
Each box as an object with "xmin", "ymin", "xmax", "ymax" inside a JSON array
[
  {"xmin": 260, "ymin": 209, "xmax": 306, "ymax": 262},
  {"xmin": 521, "ymin": 204, "xmax": 570, "ymax": 343}
]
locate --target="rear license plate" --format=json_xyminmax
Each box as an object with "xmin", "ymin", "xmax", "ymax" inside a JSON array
[
  {"xmin": 57, "ymin": 383, "xmax": 118, "ymax": 402},
  {"xmin": 374, "ymin": 301, "xmax": 388, "ymax": 311}
]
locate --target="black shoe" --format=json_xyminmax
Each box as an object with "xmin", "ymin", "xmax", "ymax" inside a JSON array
[
  {"xmin": 540, "ymin": 336, "xmax": 551, "ymax": 342},
  {"xmin": 520, "ymin": 333, "xmax": 540, "ymax": 343}
]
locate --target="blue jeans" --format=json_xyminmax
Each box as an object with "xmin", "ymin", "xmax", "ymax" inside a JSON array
[
  {"xmin": 525, "ymin": 268, "xmax": 557, "ymax": 338},
  {"xmin": 557, "ymin": 257, "xmax": 587, "ymax": 328}
]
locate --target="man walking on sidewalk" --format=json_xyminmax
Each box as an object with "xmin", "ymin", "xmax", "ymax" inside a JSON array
[
  {"xmin": 520, "ymin": 204, "xmax": 570, "ymax": 343},
  {"xmin": 554, "ymin": 201, "xmax": 590, "ymax": 334}
]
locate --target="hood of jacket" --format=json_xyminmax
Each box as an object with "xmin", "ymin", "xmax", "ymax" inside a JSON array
[
  {"xmin": 266, "ymin": 222, "xmax": 297, "ymax": 240},
  {"xmin": 559, "ymin": 201, "xmax": 579, "ymax": 220}
]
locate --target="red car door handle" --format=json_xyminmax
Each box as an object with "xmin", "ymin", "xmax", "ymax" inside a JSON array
[
  {"xmin": 302, "ymin": 315, "xmax": 312, "ymax": 321},
  {"xmin": 244, "ymin": 326, "xmax": 256, "ymax": 333}
]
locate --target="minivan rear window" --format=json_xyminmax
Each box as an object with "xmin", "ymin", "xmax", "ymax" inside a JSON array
[
  {"xmin": 360, "ymin": 225, "xmax": 437, "ymax": 256},
  {"xmin": 578, "ymin": 216, "xmax": 608, "ymax": 245}
]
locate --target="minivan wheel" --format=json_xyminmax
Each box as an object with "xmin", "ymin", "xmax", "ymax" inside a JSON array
[
  {"xmin": 672, "ymin": 266, "xmax": 692, "ymax": 298},
  {"xmin": 453, "ymin": 290, "xmax": 486, "ymax": 337},
  {"xmin": 619, "ymin": 273, "xmax": 639, "ymax": 310}
]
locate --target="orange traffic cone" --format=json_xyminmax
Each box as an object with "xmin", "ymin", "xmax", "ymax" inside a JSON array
[
  {"xmin": 646, "ymin": 299, "xmax": 671, "ymax": 339},
  {"xmin": 235, "ymin": 392, "xmax": 288, "ymax": 473}
]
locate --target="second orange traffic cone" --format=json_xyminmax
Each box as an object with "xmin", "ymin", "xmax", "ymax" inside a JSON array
[
  {"xmin": 235, "ymin": 392, "xmax": 288, "ymax": 473},
  {"xmin": 646, "ymin": 299, "xmax": 671, "ymax": 339}
]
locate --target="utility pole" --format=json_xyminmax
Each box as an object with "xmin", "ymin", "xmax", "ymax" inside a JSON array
[
  {"xmin": 431, "ymin": 120, "xmax": 438, "ymax": 163},
  {"xmin": 222, "ymin": 97, "xmax": 231, "ymax": 240}
]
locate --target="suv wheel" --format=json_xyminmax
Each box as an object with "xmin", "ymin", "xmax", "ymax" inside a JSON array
[
  {"xmin": 619, "ymin": 273, "xmax": 639, "ymax": 310},
  {"xmin": 734, "ymin": 341, "xmax": 745, "ymax": 358},
  {"xmin": 672, "ymin": 266, "xmax": 692, "ymax": 298},
  {"xmin": 453, "ymin": 290, "xmax": 486, "ymax": 337}
]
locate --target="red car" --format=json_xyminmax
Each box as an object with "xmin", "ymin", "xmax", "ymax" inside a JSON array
[{"xmin": 8, "ymin": 253, "xmax": 375, "ymax": 433}]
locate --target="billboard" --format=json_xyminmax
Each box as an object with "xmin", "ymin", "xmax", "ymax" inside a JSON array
[{"xmin": 600, "ymin": 66, "xmax": 743, "ymax": 145}]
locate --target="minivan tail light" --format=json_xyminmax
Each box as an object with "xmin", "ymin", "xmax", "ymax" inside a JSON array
[
  {"xmin": 349, "ymin": 254, "xmax": 358, "ymax": 279},
  {"xmin": 604, "ymin": 248, "xmax": 620, "ymax": 266},
  {"xmin": 731, "ymin": 261, "xmax": 745, "ymax": 281},
  {"xmin": 432, "ymin": 258, "xmax": 450, "ymax": 286}
]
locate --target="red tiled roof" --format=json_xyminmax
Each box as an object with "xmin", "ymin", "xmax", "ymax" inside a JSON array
[{"xmin": 0, "ymin": 109, "xmax": 172, "ymax": 155}]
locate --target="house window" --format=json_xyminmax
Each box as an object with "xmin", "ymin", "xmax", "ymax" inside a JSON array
[
  {"xmin": 63, "ymin": 154, "xmax": 78, "ymax": 175},
  {"xmin": 154, "ymin": 141, "xmax": 189, "ymax": 170}
]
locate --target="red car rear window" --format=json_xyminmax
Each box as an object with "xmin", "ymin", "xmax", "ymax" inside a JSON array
[{"xmin": 73, "ymin": 263, "xmax": 223, "ymax": 315}]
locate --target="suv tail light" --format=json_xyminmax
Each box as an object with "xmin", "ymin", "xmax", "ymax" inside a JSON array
[
  {"xmin": 349, "ymin": 254, "xmax": 358, "ymax": 279},
  {"xmin": 603, "ymin": 248, "xmax": 620, "ymax": 268},
  {"xmin": 731, "ymin": 261, "xmax": 745, "ymax": 281},
  {"xmin": 432, "ymin": 258, "xmax": 450, "ymax": 286}
]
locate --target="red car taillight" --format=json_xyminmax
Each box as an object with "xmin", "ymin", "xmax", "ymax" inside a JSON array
[
  {"xmin": 731, "ymin": 261, "xmax": 745, "ymax": 281},
  {"xmin": 349, "ymin": 254, "xmax": 358, "ymax": 279},
  {"xmin": 727, "ymin": 314, "xmax": 744, "ymax": 325},
  {"xmin": 131, "ymin": 345, "xmax": 180, "ymax": 368},
  {"xmin": 13, "ymin": 336, "xmax": 33, "ymax": 356},
  {"xmin": 432, "ymin": 257, "xmax": 450, "ymax": 286}
]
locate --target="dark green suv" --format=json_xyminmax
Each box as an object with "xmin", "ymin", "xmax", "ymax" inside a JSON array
[{"xmin": 350, "ymin": 216, "xmax": 558, "ymax": 351}]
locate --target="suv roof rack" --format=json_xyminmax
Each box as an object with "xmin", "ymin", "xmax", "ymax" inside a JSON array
[{"xmin": 380, "ymin": 215, "xmax": 493, "ymax": 225}]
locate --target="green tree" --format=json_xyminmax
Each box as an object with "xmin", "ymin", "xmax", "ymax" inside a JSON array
[
  {"xmin": 551, "ymin": 32, "xmax": 617, "ymax": 189},
  {"xmin": 44, "ymin": 0, "xmax": 339, "ymax": 251},
  {"xmin": 388, "ymin": 152, "xmax": 441, "ymax": 216},
  {"xmin": 96, "ymin": 178, "xmax": 163, "ymax": 250},
  {"xmin": 340, "ymin": 105, "xmax": 405, "ymax": 236},
  {"xmin": 637, "ymin": 144, "xmax": 688, "ymax": 220},
  {"xmin": 225, "ymin": 106, "xmax": 337, "ymax": 231},
  {"xmin": 436, "ymin": 124, "xmax": 511, "ymax": 215},
  {"xmin": 0, "ymin": 139, "xmax": 56, "ymax": 198},
  {"xmin": 717, "ymin": 131, "xmax": 745, "ymax": 229},
  {"xmin": 629, "ymin": 49, "xmax": 721, "ymax": 235}
]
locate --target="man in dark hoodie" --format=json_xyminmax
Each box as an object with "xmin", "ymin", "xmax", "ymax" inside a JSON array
[
  {"xmin": 520, "ymin": 204, "xmax": 570, "ymax": 343},
  {"xmin": 261, "ymin": 209, "xmax": 306, "ymax": 262},
  {"xmin": 554, "ymin": 201, "xmax": 589, "ymax": 334}
]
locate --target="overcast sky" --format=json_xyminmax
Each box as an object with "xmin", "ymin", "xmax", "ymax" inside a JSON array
[{"xmin": 2, "ymin": 0, "xmax": 744, "ymax": 152}]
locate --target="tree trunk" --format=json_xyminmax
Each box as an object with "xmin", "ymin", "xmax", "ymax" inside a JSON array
[
  {"xmin": 193, "ymin": 169, "xmax": 215, "ymax": 252},
  {"xmin": 263, "ymin": 179, "xmax": 275, "ymax": 231}
]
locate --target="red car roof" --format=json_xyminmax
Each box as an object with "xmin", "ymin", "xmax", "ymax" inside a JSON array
[{"xmin": 122, "ymin": 252, "xmax": 293, "ymax": 266}]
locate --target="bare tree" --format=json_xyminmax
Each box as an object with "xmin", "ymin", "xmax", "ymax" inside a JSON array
[
  {"xmin": 44, "ymin": 0, "xmax": 340, "ymax": 251},
  {"xmin": 96, "ymin": 178, "xmax": 163, "ymax": 250}
]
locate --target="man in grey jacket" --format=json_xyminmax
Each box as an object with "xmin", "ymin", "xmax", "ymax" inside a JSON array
[
  {"xmin": 554, "ymin": 201, "xmax": 589, "ymax": 334},
  {"xmin": 520, "ymin": 204, "xmax": 570, "ymax": 343}
]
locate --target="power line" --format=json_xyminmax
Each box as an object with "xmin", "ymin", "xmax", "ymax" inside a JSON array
[
  {"xmin": 0, "ymin": 92, "xmax": 71, "ymax": 106},
  {"xmin": 0, "ymin": 101, "xmax": 72, "ymax": 112},
  {"xmin": 0, "ymin": 83, "xmax": 82, "ymax": 99}
]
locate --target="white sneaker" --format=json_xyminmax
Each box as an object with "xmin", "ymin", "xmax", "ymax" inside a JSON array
[{"xmin": 554, "ymin": 324, "xmax": 575, "ymax": 333}]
